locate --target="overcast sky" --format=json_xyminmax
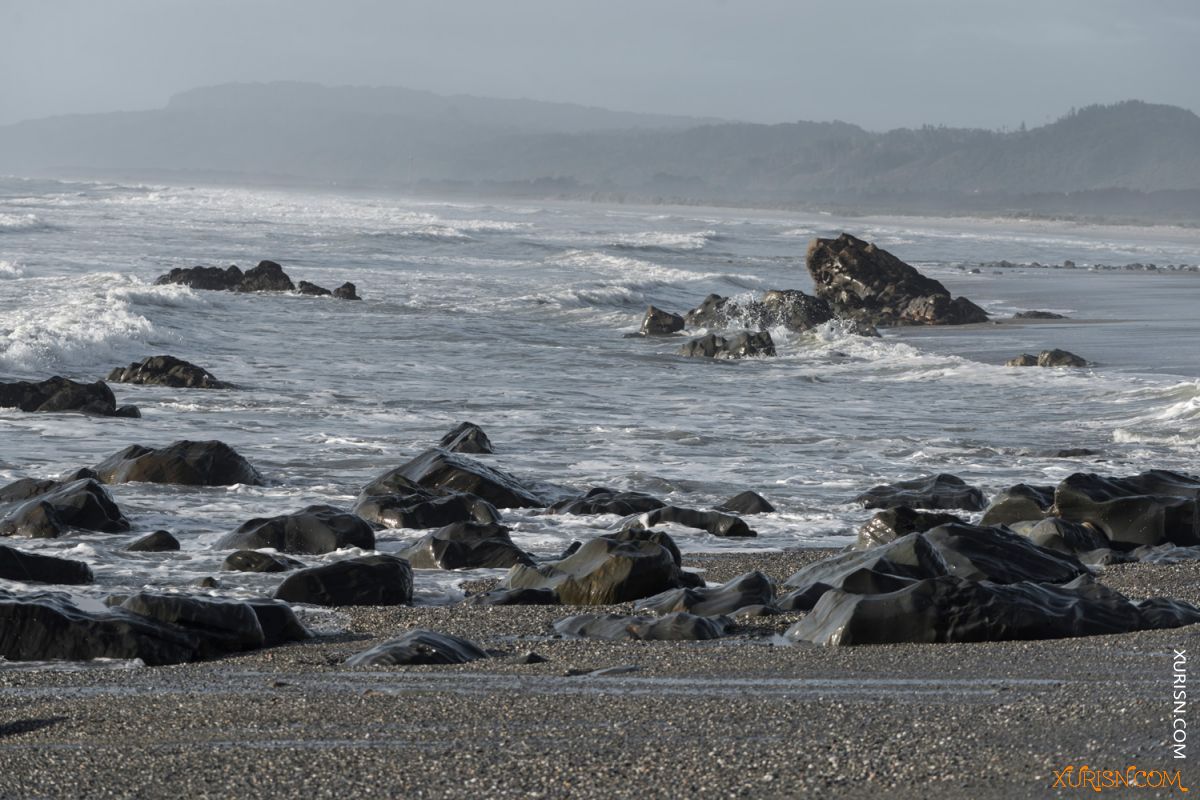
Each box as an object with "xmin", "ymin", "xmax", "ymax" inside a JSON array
[{"xmin": 2, "ymin": 0, "xmax": 1198, "ymax": 130}]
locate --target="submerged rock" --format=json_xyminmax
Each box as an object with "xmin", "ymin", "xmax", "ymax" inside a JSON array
[
  {"xmin": 1007, "ymin": 349, "xmax": 1088, "ymax": 367},
  {"xmin": 397, "ymin": 522, "xmax": 534, "ymax": 570},
  {"xmin": 806, "ymin": 233, "xmax": 988, "ymax": 326},
  {"xmin": 126, "ymin": 530, "xmax": 180, "ymax": 552},
  {"xmin": 0, "ymin": 478, "xmax": 130, "ymax": 537},
  {"xmin": 1013, "ymin": 310, "xmax": 1067, "ymax": 320},
  {"xmin": 346, "ymin": 629, "xmax": 488, "ymax": 666},
  {"xmin": 635, "ymin": 571, "xmax": 776, "ymax": 617},
  {"xmin": 274, "ymin": 554, "xmax": 413, "ymax": 606},
  {"xmin": 854, "ymin": 474, "xmax": 986, "ymax": 511},
  {"xmin": 296, "ymin": 280, "xmax": 332, "ymax": 296},
  {"xmin": 333, "ymin": 282, "xmax": 361, "ymax": 300},
  {"xmin": 106, "ymin": 355, "xmax": 233, "ymax": 389},
  {"xmin": 550, "ymin": 488, "xmax": 666, "ymax": 517},
  {"xmin": 0, "ymin": 544, "xmax": 93, "ymax": 585},
  {"xmin": 222, "ymin": 550, "xmax": 305, "ymax": 573},
  {"xmin": 639, "ymin": 305, "xmax": 685, "ymax": 336},
  {"xmin": 628, "ymin": 506, "xmax": 756, "ymax": 537},
  {"xmin": 93, "ymin": 440, "xmax": 265, "ymax": 486},
  {"xmin": 553, "ymin": 611, "xmax": 731, "ymax": 641},
  {"xmin": 438, "ymin": 421, "xmax": 495, "ymax": 454},
  {"xmin": 714, "ymin": 490, "xmax": 775, "ymax": 515},
  {"xmin": 216, "ymin": 505, "xmax": 375, "ymax": 555},
  {"xmin": 0, "ymin": 376, "xmax": 135, "ymax": 417},
  {"xmin": 361, "ymin": 448, "xmax": 546, "ymax": 509},
  {"xmin": 677, "ymin": 331, "xmax": 775, "ymax": 359},
  {"xmin": 155, "ymin": 264, "xmax": 245, "ymax": 291}
]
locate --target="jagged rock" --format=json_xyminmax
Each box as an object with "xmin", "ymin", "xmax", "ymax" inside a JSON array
[
  {"xmin": 677, "ymin": 331, "xmax": 775, "ymax": 359},
  {"xmin": 438, "ymin": 421, "xmax": 494, "ymax": 454},
  {"xmin": 980, "ymin": 484, "xmax": 1055, "ymax": 526},
  {"xmin": 361, "ymin": 448, "xmax": 546, "ymax": 509},
  {"xmin": 126, "ymin": 530, "xmax": 180, "ymax": 552},
  {"xmin": 855, "ymin": 506, "xmax": 963, "ymax": 549},
  {"xmin": 1013, "ymin": 310, "xmax": 1066, "ymax": 319},
  {"xmin": 549, "ymin": 488, "xmax": 665, "ymax": 516},
  {"xmin": 237, "ymin": 260, "xmax": 294, "ymax": 292},
  {"xmin": 714, "ymin": 490, "xmax": 775, "ymax": 515},
  {"xmin": 684, "ymin": 294, "xmax": 735, "ymax": 328},
  {"xmin": 1052, "ymin": 470, "xmax": 1200, "ymax": 547},
  {"xmin": 785, "ymin": 575, "xmax": 1200, "ymax": 646},
  {"xmin": 0, "ymin": 544, "xmax": 93, "ymax": 584},
  {"xmin": 352, "ymin": 492, "xmax": 501, "ymax": 530},
  {"xmin": 0, "ymin": 376, "xmax": 133, "ymax": 417},
  {"xmin": 93, "ymin": 440, "xmax": 265, "ymax": 486},
  {"xmin": 462, "ymin": 587, "xmax": 560, "ymax": 606},
  {"xmin": 296, "ymin": 280, "xmax": 332, "ymax": 296},
  {"xmin": 635, "ymin": 571, "xmax": 776, "ymax": 616},
  {"xmin": 1039, "ymin": 349, "xmax": 1087, "ymax": 367},
  {"xmin": 155, "ymin": 264, "xmax": 244, "ymax": 290},
  {"xmin": 806, "ymin": 233, "xmax": 988, "ymax": 326},
  {"xmin": 0, "ymin": 479, "xmax": 130, "ymax": 537},
  {"xmin": 505, "ymin": 530, "xmax": 692, "ymax": 605},
  {"xmin": 333, "ymin": 282, "xmax": 361, "ymax": 300},
  {"xmin": 345, "ymin": 629, "xmax": 488, "ymax": 666},
  {"xmin": 553, "ymin": 611, "xmax": 731, "ymax": 641},
  {"xmin": 627, "ymin": 506, "xmax": 756, "ymax": 537},
  {"xmin": 106, "ymin": 355, "xmax": 232, "ymax": 389},
  {"xmin": 639, "ymin": 306, "xmax": 685, "ymax": 336},
  {"xmin": 854, "ymin": 474, "xmax": 986, "ymax": 511},
  {"xmin": 215, "ymin": 505, "xmax": 375, "ymax": 555},
  {"xmin": 396, "ymin": 522, "xmax": 534, "ymax": 570},
  {"xmin": 757, "ymin": 289, "xmax": 835, "ymax": 331},
  {"xmin": 274, "ymin": 554, "xmax": 413, "ymax": 606},
  {"xmin": 222, "ymin": 550, "xmax": 305, "ymax": 573}
]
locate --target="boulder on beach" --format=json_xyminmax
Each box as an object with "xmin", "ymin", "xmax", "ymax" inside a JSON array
[
  {"xmin": 126, "ymin": 530, "xmax": 180, "ymax": 552},
  {"xmin": 855, "ymin": 506, "xmax": 964, "ymax": 549},
  {"xmin": 635, "ymin": 571, "xmax": 777, "ymax": 617},
  {"xmin": 345, "ymin": 629, "xmax": 488, "ymax": 666},
  {"xmin": 438, "ymin": 421, "xmax": 495, "ymax": 454},
  {"xmin": 553, "ymin": 611, "xmax": 731, "ymax": 641},
  {"xmin": 93, "ymin": 440, "xmax": 265, "ymax": 486},
  {"xmin": 806, "ymin": 233, "xmax": 988, "ymax": 326},
  {"xmin": 0, "ymin": 544, "xmax": 93, "ymax": 585},
  {"xmin": 627, "ymin": 505, "xmax": 756, "ymax": 538},
  {"xmin": 1008, "ymin": 517, "xmax": 1110, "ymax": 555},
  {"xmin": 274, "ymin": 554, "xmax": 413, "ymax": 606},
  {"xmin": 854, "ymin": 473, "xmax": 986, "ymax": 511},
  {"xmin": 119, "ymin": 592, "xmax": 267, "ymax": 657},
  {"xmin": 549, "ymin": 488, "xmax": 666, "ymax": 517},
  {"xmin": 677, "ymin": 331, "xmax": 775, "ymax": 359},
  {"xmin": 107, "ymin": 355, "xmax": 233, "ymax": 389},
  {"xmin": 396, "ymin": 522, "xmax": 534, "ymax": 570},
  {"xmin": 0, "ymin": 376, "xmax": 138, "ymax": 417},
  {"xmin": 215, "ymin": 505, "xmax": 375, "ymax": 555},
  {"xmin": 0, "ymin": 478, "xmax": 130, "ymax": 537},
  {"xmin": 352, "ymin": 492, "xmax": 501, "ymax": 530},
  {"xmin": 980, "ymin": 484, "xmax": 1055, "ymax": 526},
  {"xmin": 714, "ymin": 490, "xmax": 775, "ymax": 515},
  {"xmin": 361, "ymin": 448, "xmax": 547, "ymax": 509},
  {"xmin": 639, "ymin": 305, "xmax": 685, "ymax": 336},
  {"xmin": 1052, "ymin": 470, "xmax": 1200, "ymax": 547},
  {"xmin": 222, "ymin": 550, "xmax": 305, "ymax": 573}
]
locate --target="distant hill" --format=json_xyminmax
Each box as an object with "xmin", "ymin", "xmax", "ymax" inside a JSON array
[{"xmin": 1, "ymin": 83, "xmax": 1198, "ymax": 221}]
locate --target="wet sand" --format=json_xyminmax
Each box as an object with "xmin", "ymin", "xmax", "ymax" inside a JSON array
[{"xmin": 2, "ymin": 550, "xmax": 1198, "ymax": 799}]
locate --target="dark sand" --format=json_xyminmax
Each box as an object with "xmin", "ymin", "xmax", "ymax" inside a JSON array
[{"xmin": 2, "ymin": 550, "xmax": 1198, "ymax": 799}]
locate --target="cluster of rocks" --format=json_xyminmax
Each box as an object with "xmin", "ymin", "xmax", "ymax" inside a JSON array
[
  {"xmin": 975, "ymin": 259, "xmax": 1199, "ymax": 272},
  {"xmin": 1006, "ymin": 349, "xmax": 1088, "ymax": 368},
  {"xmin": 155, "ymin": 259, "xmax": 360, "ymax": 299}
]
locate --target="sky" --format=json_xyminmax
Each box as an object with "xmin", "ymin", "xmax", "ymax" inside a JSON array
[{"xmin": 2, "ymin": 0, "xmax": 1198, "ymax": 131}]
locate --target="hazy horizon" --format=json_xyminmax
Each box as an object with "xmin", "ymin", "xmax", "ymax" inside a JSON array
[{"xmin": 2, "ymin": 0, "xmax": 1198, "ymax": 131}]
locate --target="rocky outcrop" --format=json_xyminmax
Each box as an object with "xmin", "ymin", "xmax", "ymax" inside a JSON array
[
  {"xmin": 549, "ymin": 488, "xmax": 666, "ymax": 516},
  {"xmin": 756, "ymin": 289, "xmax": 835, "ymax": 331},
  {"xmin": 215, "ymin": 505, "xmax": 375, "ymax": 555},
  {"xmin": 274, "ymin": 554, "xmax": 413, "ymax": 606},
  {"xmin": 855, "ymin": 506, "xmax": 963, "ymax": 549},
  {"xmin": 677, "ymin": 331, "xmax": 775, "ymax": 359},
  {"xmin": 639, "ymin": 306, "xmax": 685, "ymax": 336},
  {"xmin": 93, "ymin": 440, "xmax": 265, "ymax": 486},
  {"xmin": 345, "ymin": 629, "xmax": 488, "ymax": 666},
  {"xmin": 714, "ymin": 491, "xmax": 775, "ymax": 515},
  {"xmin": 352, "ymin": 492, "xmax": 501, "ymax": 530},
  {"xmin": 806, "ymin": 233, "xmax": 988, "ymax": 326},
  {"xmin": 1052, "ymin": 470, "xmax": 1200, "ymax": 547},
  {"xmin": 0, "ymin": 478, "xmax": 130, "ymax": 537},
  {"xmin": 396, "ymin": 522, "xmax": 534, "ymax": 570},
  {"xmin": 107, "ymin": 355, "xmax": 232, "ymax": 389},
  {"xmin": 333, "ymin": 282, "xmax": 360, "ymax": 300},
  {"xmin": 154, "ymin": 260, "xmax": 295, "ymax": 292},
  {"xmin": 1007, "ymin": 349, "xmax": 1088, "ymax": 367},
  {"xmin": 553, "ymin": 611, "xmax": 731, "ymax": 641},
  {"xmin": 854, "ymin": 474, "xmax": 986, "ymax": 511},
  {"xmin": 0, "ymin": 544, "xmax": 93, "ymax": 584},
  {"xmin": 126, "ymin": 530, "xmax": 180, "ymax": 552},
  {"xmin": 635, "ymin": 571, "xmax": 776, "ymax": 617},
  {"xmin": 438, "ymin": 422, "xmax": 495, "ymax": 454},
  {"xmin": 361, "ymin": 448, "xmax": 547, "ymax": 509},
  {"xmin": 296, "ymin": 281, "xmax": 332, "ymax": 296},
  {"xmin": 222, "ymin": 550, "xmax": 305, "ymax": 573},
  {"xmin": 237, "ymin": 260, "xmax": 295, "ymax": 292},
  {"xmin": 627, "ymin": 506, "xmax": 756, "ymax": 538},
  {"xmin": 0, "ymin": 376, "xmax": 138, "ymax": 417}
]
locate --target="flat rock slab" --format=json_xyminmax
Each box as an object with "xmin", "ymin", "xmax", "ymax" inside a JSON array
[{"xmin": 553, "ymin": 611, "xmax": 731, "ymax": 641}]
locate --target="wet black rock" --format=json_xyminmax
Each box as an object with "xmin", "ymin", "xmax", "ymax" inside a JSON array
[
  {"xmin": 237, "ymin": 260, "xmax": 295, "ymax": 292},
  {"xmin": 629, "ymin": 506, "xmax": 756, "ymax": 538},
  {"xmin": 1041, "ymin": 448, "xmax": 1101, "ymax": 458},
  {"xmin": 1008, "ymin": 517, "xmax": 1110, "ymax": 555},
  {"xmin": 677, "ymin": 331, "xmax": 775, "ymax": 359},
  {"xmin": 126, "ymin": 530, "xmax": 180, "ymax": 552},
  {"xmin": 684, "ymin": 293, "xmax": 735, "ymax": 328},
  {"xmin": 0, "ymin": 544, "xmax": 93, "ymax": 584},
  {"xmin": 1013, "ymin": 310, "xmax": 1067, "ymax": 320},
  {"xmin": 222, "ymin": 550, "xmax": 305, "ymax": 573},
  {"xmin": 639, "ymin": 305, "xmax": 685, "ymax": 336},
  {"xmin": 216, "ymin": 505, "xmax": 375, "ymax": 555},
  {"xmin": 806, "ymin": 233, "xmax": 988, "ymax": 326},
  {"xmin": 549, "ymin": 488, "xmax": 666, "ymax": 516},
  {"xmin": 244, "ymin": 599, "xmax": 313, "ymax": 647},
  {"xmin": 438, "ymin": 421, "xmax": 495, "ymax": 454},
  {"xmin": 1008, "ymin": 349, "xmax": 1088, "ymax": 367},
  {"xmin": 106, "ymin": 355, "xmax": 233, "ymax": 389},
  {"xmin": 757, "ymin": 289, "xmax": 835, "ymax": 331},
  {"xmin": 352, "ymin": 492, "xmax": 501, "ymax": 530},
  {"xmin": 345, "ymin": 629, "xmax": 488, "ymax": 666},
  {"xmin": 1053, "ymin": 470, "xmax": 1200, "ymax": 547},
  {"xmin": 1006, "ymin": 354, "xmax": 1039, "ymax": 367},
  {"xmin": 635, "ymin": 571, "xmax": 776, "ymax": 617},
  {"xmin": 296, "ymin": 280, "xmax": 332, "ymax": 296},
  {"xmin": 0, "ymin": 501, "xmax": 64, "ymax": 538},
  {"xmin": 397, "ymin": 522, "xmax": 534, "ymax": 570},
  {"xmin": 361, "ymin": 448, "xmax": 547, "ymax": 509},
  {"xmin": 854, "ymin": 473, "xmax": 986, "ymax": 511},
  {"xmin": 274, "ymin": 554, "xmax": 413, "ymax": 606},
  {"xmin": 93, "ymin": 440, "xmax": 265, "ymax": 486},
  {"xmin": 855, "ymin": 506, "xmax": 964, "ymax": 549},
  {"xmin": 553, "ymin": 611, "xmax": 731, "ymax": 641},
  {"xmin": 155, "ymin": 264, "xmax": 245, "ymax": 291},
  {"xmin": 462, "ymin": 587, "xmax": 560, "ymax": 606},
  {"xmin": 785, "ymin": 574, "xmax": 1200, "ymax": 646},
  {"xmin": 119, "ymin": 592, "xmax": 266, "ymax": 657},
  {"xmin": 333, "ymin": 282, "xmax": 361, "ymax": 300},
  {"xmin": 980, "ymin": 484, "xmax": 1055, "ymax": 526},
  {"xmin": 0, "ymin": 478, "xmax": 130, "ymax": 537},
  {"xmin": 714, "ymin": 490, "xmax": 775, "ymax": 515},
  {"xmin": 0, "ymin": 376, "xmax": 135, "ymax": 417}
]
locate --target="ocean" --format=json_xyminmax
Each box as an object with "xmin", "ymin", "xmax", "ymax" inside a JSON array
[{"xmin": 2, "ymin": 176, "xmax": 1199, "ymax": 606}]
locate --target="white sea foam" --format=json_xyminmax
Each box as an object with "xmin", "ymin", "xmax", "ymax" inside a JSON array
[
  {"xmin": 0, "ymin": 212, "xmax": 49, "ymax": 233},
  {"xmin": 0, "ymin": 259, "xmax": 24, "ymax": 278}
]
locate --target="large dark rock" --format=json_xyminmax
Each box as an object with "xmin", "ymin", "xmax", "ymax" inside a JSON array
[
  {"xmin": 756, "ymin": 289, "xmax": 835, "ymax": 332},
  {"xmin": 345, "ymin": 629, "xmax": 488, "ymax": 666},
  {"xmin": 244, "ymin": 599, "xmax": 312, "ymax": 647},
  {"xmin": 438, "ymin": 422, "xmax": 495, "ymax": 454},
  {"xmin": 1038, "ymin": 349, "xmax": 1087, "ymax": 367},
  {"xmin": 854, "ymin": 474, "xmax": 986, "ymax": 511},
  {"xmin": 119, "ymin": 592, "xmax": 265, "ymax": 657},
  {"xmin": 0, "ymin": 478, "xmax": 130, "ymax": 537},
  {"xmin": 553, "ymin": 611, "xmax": 730, "ymax": 641},
  {"xmin": 274, "ymin": 554, "xmax": 413, "ymax": 606},
  {"xmin": 639, "ymin": 306, "xmax": 685, "ymax": 336},
  {"xmin": 397, "ymin": 522, "xmax": 533, "ymax": 570},
  {"xmin": 505, "ymin": 530, "xmax": 691, "ymax": 605},
  {"xmin": 806, "ymin": 233, "xmax": 988, "ymax": 326},
  {"xmin": 855, "ymin": 506, "xmax": 963, "ymax": 549},
  {"xmin": 155, "ymin": 264, "xmax": 244, "ymax": 291},
  {"xmin": 629, "ymin": 506, "xmax": 756, "ymax": 538},
  {"xmin": 107, "ymin": 355, "xmax": 232, "ymax": 389},
  {"xmin": 635, "ymin": 571, "xmax": 776, "ymax": 617},
  {"xmin": 352, "ymin": 492, "xmax": 501, "ymax": 530},
  {"xmin": 684, "ymin": 294, "xmax": 736, "ymax": 328},
  {"xmin": 677, "ymin": 331, "xmax": 775, "ymax": 359},
  {"xmin": 0, "ymin": 376, "xmax": 134, "ymax": 417},
  {"xmin": 1052, "ymin": 470, "xmax": 1200, "ymax": 546},
  {"xmin": 549, "ymin": 488, "xmax": 666, "ymax": 516},
  {"xmin": 0, "ymin": 477, "xmax": 60, "ymax": 503},
  {"xmin": 296, "ymin": 280, "xmax": 332, "ymax": 296},
  {"xmin": 222, "ymin": 550, "xmax": 305, "ymax": 573},
  {"xmin": 126, "ymin": 530, "xmax": 180, "ymax": 552},
  {"xmin": 237, "ymin": 260, "xmax": 295, "ymax": 292},
  {"xmin": 216, "ymin": 505, "xmax": 375, "ymax": 555},
  {"xmin": 94, "ymin": 440, "xmax": 265, "ymax": 486},
  {"xmin": 361, "ymin": 448, "xmax": 546, "ymax": 509},
  {"xmin": 785, "ymin": 575, "xmax": 1200, "ymax": 646},
  {"xmin": 714, "ymin": 490, "xmax": 775, "ymax": 515},
  {"xmin": 0, "ymin": 544, "xmax": 93, "ymax": 584},
  {"xmin": 333, "ymin": 282, "xmax": 361, "ymax": 300},
  {"xmin": 980, "ymin": 484, "xmax": 1055, "ymax": 526}
]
